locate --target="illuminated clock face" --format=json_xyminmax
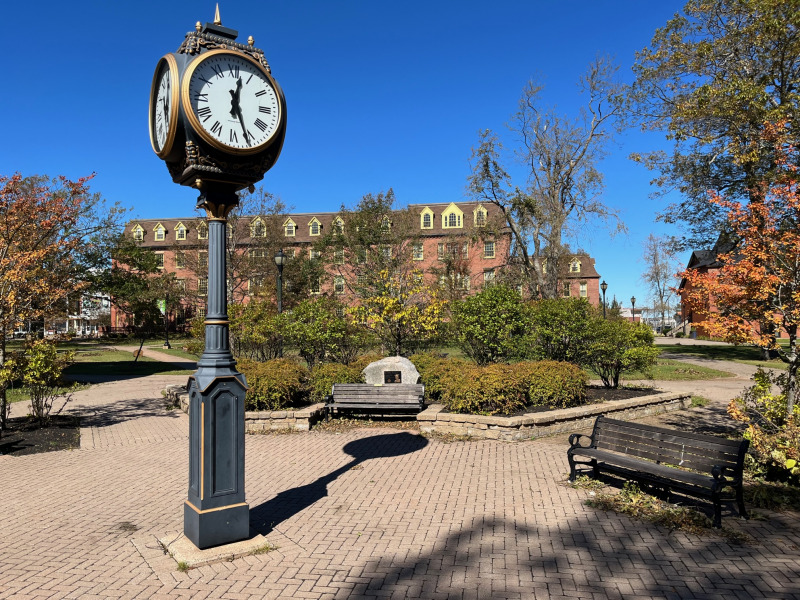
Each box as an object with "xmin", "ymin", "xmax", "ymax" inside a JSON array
[
  {"xmin": 149, "ymin": 55, "xmax": 178, "ymax": 157},
  {"xmin": 184, "ymin": 50, "xmax": 282, "ymax": 153}
]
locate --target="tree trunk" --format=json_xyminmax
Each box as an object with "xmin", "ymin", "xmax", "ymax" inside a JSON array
[{"xmin": 0, "ymin": 330, "xmax": 7, "ymax": 435}]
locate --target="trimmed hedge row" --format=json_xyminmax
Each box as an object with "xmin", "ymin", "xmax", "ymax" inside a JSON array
[
  {"xmin": 238, "ymin": 358, "xmax": 366, "ymax": 411},
  {"xmin": 411, "ymin": 353, "xmax": 588, "ymax": 416}
]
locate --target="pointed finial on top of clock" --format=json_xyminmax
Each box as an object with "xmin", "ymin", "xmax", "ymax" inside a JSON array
[
  {"xmin": 201, "ymin": 4, "xmax": 238, "ymax": 40},
  {"xmin": 214, "ymin": 4, "xmax": 221, "ymax": 25}
]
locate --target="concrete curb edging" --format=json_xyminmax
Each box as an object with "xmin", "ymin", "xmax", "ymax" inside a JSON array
[
  {"xmin": 164, "ymin": 385, "xmax": 327, "ymax": 432},
  {"xmin": 165, "ymin": 384, "xmax": 691, "ymax": 440},
  {"xmin": 417, "ymin": 391, "xmax": 692, "ymax": 441}
]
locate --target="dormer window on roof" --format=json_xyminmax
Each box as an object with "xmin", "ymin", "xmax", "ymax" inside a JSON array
[
  {"xmin": 309, "ymin": 218, "xmax": 321, "ymax": 236},
  {"xmin": 441, "ymin": 203, "xmax": 464, "ymax": 229},
  {"xmin": 474, "ymin": 205, "xmax": 487, "ymax": 227},
  {"xmin": 175, "ymin": 222, "xmax": 187, "ymax": 241},
  {"xmin": 197, "ymin": 222, "xmax": 208, "ymax": 240},
  {"xmin": 420, "ymin": 207, "xmax": 434, "ymax": 229},
  {"xmin": 250, "ymin": 217, "xmax": 266, "ymax": 238},
  {"xmin": 332, "ymin": 217, "xmax": 344, "ymax": 235},
  {"xmin": 570, "ymin": 259, "xmax": 581, "ymax": 273},
  {"xmin": 283, "ymin": 218, "xmax": 296, "ymax": 237},
  {"xmin": 381, "ymin": 216, "xmax": 392, "ymax": 232},
  {"xmin": 132, "ymin": 224, "xmax": 144, "ymax": 242},
  {"xmin": 153, "ymin": 223, "xmax": 166, "ymax": 241}
]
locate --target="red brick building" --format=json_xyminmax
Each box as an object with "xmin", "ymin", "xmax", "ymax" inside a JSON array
[{"xmin": 113, "ymin": 201, "xmax": 602, "ymax": 327}]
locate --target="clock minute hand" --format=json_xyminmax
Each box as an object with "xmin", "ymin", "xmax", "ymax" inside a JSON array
[{"xmin": 229, "ymin": 78, "xmax": 249, "ymax": 145}]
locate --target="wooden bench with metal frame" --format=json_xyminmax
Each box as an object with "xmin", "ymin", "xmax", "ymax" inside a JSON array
[
  {"xmin": 567, "ymin": 416, "xmax": 749, "ymax": 528},
  {"xmin": 326, "ymin": 383, "xmax": 425, "ymax": 418}
]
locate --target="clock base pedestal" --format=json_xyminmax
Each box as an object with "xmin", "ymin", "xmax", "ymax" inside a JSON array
[{"xmin": 184, "ymin": 501, "xmax": 250, "ymax": 550}]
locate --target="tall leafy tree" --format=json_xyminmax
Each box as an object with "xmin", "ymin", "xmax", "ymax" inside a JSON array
[
  {"xmin": 631, "ymin": 0, "xmax": 800, "ymax": 249},
  {"xmin": 0, "ymin": 173, "xmax": 122, "ymax": 432},
  {"xmin": 681, "ymin": 126, "xmax": 800, "ymax": 412},
  {"xmin": 468, "ymin": 57, "xmax": 625, "ymax": 298}
]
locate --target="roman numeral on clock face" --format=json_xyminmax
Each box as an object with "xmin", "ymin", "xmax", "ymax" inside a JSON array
[
  {"xmin": 228, "ymin": 64, "xmax": 240, "ymax": 78},
  {"xmin": 254, "ymin": 118, "xmax": 268, "ymax": 132},
  {"xmin": 259, "ymin": 106, "xmax": 272, "ymax": 114},
  {"xmin": 210, "ymin": 121, "xmax": 223, "ymax": 135},
  {"xmin": 194, "ymin": 93, "xmax": 208, "ymax": 102},
  {"xmin": 197, "ymin": 106, "xmax": 212, "ymax": 121},
  {"xmin": 255, "ymin": 90, "xmax": 267, "ymax": 97},
  {"xmin": 211, "ymin": 64, "xmax": 224, "ymax": 79},
  {"xmin": 230, "ymin": 130, "xmax": 238, "ymax": 144}
]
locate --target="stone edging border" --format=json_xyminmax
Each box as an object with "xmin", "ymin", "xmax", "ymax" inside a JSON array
[
  {"xmin": 164, "ymin": 385, "xmax": 327, "ymax": 432},
  {"xmin": 164, "ymin": 385, "xmax": 690, "ymax": 440},
  {"xmin": 417, "ymin": 391, "xmax": 691, "ymax": 441}
]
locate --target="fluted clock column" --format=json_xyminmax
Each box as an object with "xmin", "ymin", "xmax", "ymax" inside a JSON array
[{"xmin": 184, "ymin": 183, "xmax": 249, "ymax": 549}]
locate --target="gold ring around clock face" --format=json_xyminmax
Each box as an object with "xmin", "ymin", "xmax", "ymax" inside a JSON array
[
  {"xmin": 182, "ymin": 49, "xmax": 283, "ymax": 155},
  {"xmin": 149, "ymin": 54, "xmax": 180, "ymax": 158}
]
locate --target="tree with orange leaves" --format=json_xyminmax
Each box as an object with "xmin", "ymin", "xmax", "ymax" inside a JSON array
[
  {"xmin": 680, "ymin": 126, "xmax": 800, "ymax": 414},
  {"xmin": 0, "ymin": 173, "xmax": 121, "ymax": 433}
]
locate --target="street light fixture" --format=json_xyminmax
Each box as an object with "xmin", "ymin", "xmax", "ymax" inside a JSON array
[
  {"xmin": 273, "ymin": 249, "xmax": 287, "ymax": 314},
  {"xmin": 630, "ymin": 296, "xmax": 636, "ymax": 323},
  {"xmin": 600, "ymin": 280, "xmax": 608, "ymax": 319}
]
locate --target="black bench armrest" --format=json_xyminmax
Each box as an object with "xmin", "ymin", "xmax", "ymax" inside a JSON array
[
  {"xmin": 712, "ymin": 464, "xmax": 736, "ymax": 483},
  {"xmin": 568, "ymin": 433, "xmax": 594, "ymax": 448}
]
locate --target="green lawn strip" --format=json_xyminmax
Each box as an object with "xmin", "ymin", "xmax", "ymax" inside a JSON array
[
  {"xmin": 145, "ymin": 346, "xmax": 199, "ymax": 361},
  {"xmin": 658, "ymin": 344, "xmax": 788, "ymax": 370},
  {"xmin": 65, "ymin": 348, "xmax": 193, "ymax": 377},
  {"xmin": 615, "ymin": 358, "xmax": 735, "ymax": 381}
]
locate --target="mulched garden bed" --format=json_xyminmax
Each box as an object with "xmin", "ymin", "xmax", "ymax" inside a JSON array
[{"xmin": 0, "ymin": 415, "xmax": 80, "ymax": 456}]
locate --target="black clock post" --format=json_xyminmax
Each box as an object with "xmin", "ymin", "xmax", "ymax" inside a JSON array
[{"xmin": 149, "ymin": 9, "xmax": 286, "ymax": 550}]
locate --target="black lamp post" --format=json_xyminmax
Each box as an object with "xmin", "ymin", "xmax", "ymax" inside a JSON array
[
  {"xmin": 274, "ymin": 249, "xmax": 286, "ymax": 314},
  {"xmin": 630, "ymin": 296, "xmax": 636, "ymax": 323},
  {"xmin": 600, "ymin": 280, "xmax": 608, "ymax": 319}
]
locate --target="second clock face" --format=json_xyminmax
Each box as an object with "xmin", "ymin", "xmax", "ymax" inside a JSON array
[{"xmin": 184, "ymin": 50, "xmax": 282, "ymax": 153}]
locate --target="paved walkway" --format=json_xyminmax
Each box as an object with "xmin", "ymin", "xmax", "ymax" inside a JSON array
[{"xmin": 1, "ymin": 352, "xmax": 799, "ymax": 599}]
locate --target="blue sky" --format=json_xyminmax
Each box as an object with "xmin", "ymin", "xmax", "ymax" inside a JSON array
[{"xmin": 3, "ymin": 1, "xmax": 689, "ymax": 312}]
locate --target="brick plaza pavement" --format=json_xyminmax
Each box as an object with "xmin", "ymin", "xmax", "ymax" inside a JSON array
[{"xmin": 1, "ymin": 373, "xmax": 800, "ymax": 599}]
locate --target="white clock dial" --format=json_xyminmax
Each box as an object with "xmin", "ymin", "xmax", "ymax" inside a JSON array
[
  {"xmin": 185, "ymin": 50, "xmax": 282, "ymax": 153},
  {"xmin": 149, "ymin": 55, "xmax": 179, "ymax": 158},
  {"xmin": 154, "ymin": 68, "xmax": 171, "ymax": 150}
]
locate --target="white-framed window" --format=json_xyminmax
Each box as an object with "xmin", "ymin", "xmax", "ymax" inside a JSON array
[
  {"xmin": 175, "ymin": 252, "xmax": 185, "ymax": 269},
  {"xmin": 484, "ymin": 241, "xmax": 495, "ymax": 259},
  {"xmin": 198, "ymin": 251, "xmax": 208, "ymax": 269},
  {"xmin": 483, "ymin": 270, "xmax": 495, "ymax": 285},
  {"xmin": 177, "ymin": 279, "xmax": 186, "ymax": 292},
  {"xmin": 154, "ymin": 224, "xmax": 166, "ymax": 241},
  {"xmin": 198, "ymin": 306, "xmax": 206, "ymax": 320},
  {"xmin": 334, "ymin": 276, "xmax": 345, "ymax": 294},
  {"xmin": 562, "ymin": 282, "xmax": 571, "ymax": 297},
  {"xmin": 421, "ymin": 208, "xmax": 434, "ymax": 229},
  {"xmin": 198, "ymin": 278, "xmax": 208, "ymax": 295},
  {"xmin": 570, "ymin": 259, "xmax": 581, "ymax": 273},
  {"xmin": 475, "ymin": 207, "xmax": 486, "ymax": 227},
  {"xmin": 580, "ymin": 282, "xmax": 588, "ymax": 298},
  {"xmin": 332, "ymin": 218, "xmax": 344, "ymax": 235},
  {"xmin": 412, "ymin": 243, "xmax": 424, "ymax": 261},
  {"xmin": 250, "ymin": 218, "xmax": 266, "ymax": 238},
  {"xmin": 309, "ymin": 218, "xmax": 321, "ymax": 236},
  {"xmin": 380, "ymin": 246, "xmax": 392, "ymax": 259},
  {"xmin": 284, "ymin": 219, "xmax": 296, "ymax": 237},
  {"xmin": 197, "ymin": 223, "xmax": 208, "ymax": 240},
  {"xmin": 132, "ymin": 225, "xmax": 144, "ymax": 241},
  {"xmin": 381, "ymin": 216, "xmax": 392, "ymax": 232},
  {"xmin": 335, "ymin": 306, "xmax": 345, "ymax": 318},
  {"xmin": 309, "ymin": 248, "xmax": 321, "ymax": 259},
  {"xmin": 334, "ymin": 249, "xmax": 345, "ymax": 264},
  {"xmin": 175, "ymin": 223, "xmax": 187, "ymax": 240},
  {"xmin": 155, "ymin": 252, "xmax": 164, "ymax": 269},
  {"xmin": 310, "ymin": 278, "xmax": 321, "ymax": 294}
]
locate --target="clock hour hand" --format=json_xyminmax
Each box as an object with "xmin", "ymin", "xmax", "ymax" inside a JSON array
[
  {"xmin": 162, "ymin": 98, "xmax": 169, "ymax": 127},
  {"xmin": 229, "ymin": 78, "xmax": 249, "ymax": 145}
]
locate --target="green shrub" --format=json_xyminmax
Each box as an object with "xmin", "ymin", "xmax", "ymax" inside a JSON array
[
  {"xmin": 347, "ymin": 353, "xmax": 386, "ymax": 373},
  {"xmin": 20, "ymin": 340, "xmax": 75, "ymax": 423},
  {"xmin": 433, "ymin": 359, "xmax": 588, "ymax": 415},
  {"xmin": 238, "ymin": 358, "xmax": 309, "ymax": 411},
  {"xmin": 513, "ymin": 360, "xmax": 588, "ymax": 408},
  {"xmin": 410, "ymin": 352, "xmax": 469, "ymax": 403},
  {"xmin": 308, "ymin": 363, "xmax": 364, "ymax": 404},
  {"xmin": 451, "ymin": 285, "xmax": 529, "ymax": 365},
  {"xmin": 584, "ymin": 319, "xmax": 659, "ymax": 388},
  {"xmin": 526, "ymin": 298, "xmax": 594, "ymax": 363}
]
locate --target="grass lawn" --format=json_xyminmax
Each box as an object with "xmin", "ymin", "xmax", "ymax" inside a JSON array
[
  {"xmin": 145, "ymin": 346, "xmax": 199, "ymax": 361},
  {"xmin": 618, "ymin": 357, "xmax": 735, "ymax": 381},
  {"xmin": 64, "ymin": 347, "xmax": 194, "ymax": 377},
  {"xmin": 658, "ymin": 343, "xmax": 788, "ymax": 369}
]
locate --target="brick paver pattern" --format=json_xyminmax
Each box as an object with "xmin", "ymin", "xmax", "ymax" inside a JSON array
[{"xmin": 1, "ymin": 371, "xmax": 799, "ymax": 599}]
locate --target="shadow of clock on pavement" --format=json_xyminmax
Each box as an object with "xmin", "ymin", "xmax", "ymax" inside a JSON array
[{"xmin": 249, "ymin": 431, "xmax": 428, "ymax": 535}]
